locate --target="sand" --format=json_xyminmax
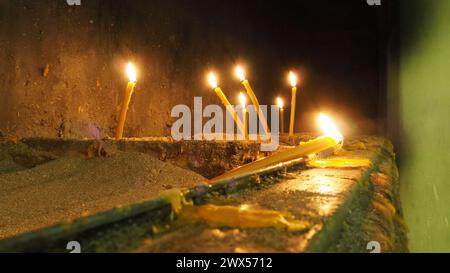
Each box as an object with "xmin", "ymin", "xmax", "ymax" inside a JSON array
[{"xmin": 0, "ymin": 151, "xmax": 207, "ymax": 239}]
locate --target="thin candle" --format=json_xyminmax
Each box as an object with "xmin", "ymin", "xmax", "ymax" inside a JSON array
[
  {"xmin": 235, "ymin": 66, "xmax": 270, "ymax": 138},
  {"xmin": 208, "ymin": 72, "xmax": 245, "ymax": 134},
  {"xmin": 115, "ymin": 62, "xmax": 137, "ymax": 140},
  {"xmin": 210, "ymin": 113, "xmax": 343, "ymax": 183},
  {"xmin": 288, "ymin": 71, "xmax": 298, "ymax": 137},
  {"xmin": 239, "ymin": 92, "xmax": 248, "ymax": 141},
  {"xmin": 276, "ymin": 97, "xmax": 284, "ymax": 134}
]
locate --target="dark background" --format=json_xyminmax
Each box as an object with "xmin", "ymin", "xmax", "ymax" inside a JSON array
[
  {"xmin": 2, "ymin": 0, "xmax": 450, "ymax": 253},
  {"xmin": 0, "ymin": 0, "xmax": 388, "ymax": 138}
]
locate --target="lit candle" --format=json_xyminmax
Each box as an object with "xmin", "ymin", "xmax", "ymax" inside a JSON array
[
  {"xmin": 208, "ymin": 72, "xmax": 245, "ymax": 134},
  {"xmin": 210, "ymin": 113, "xmax": 343, "ymax": 183},
  {"xmin": 235, "ymin": 66, "xmax": 270, "ymax": 138},
  {"xmin": 115, "ymin": 62, "xmax": 137, "ymax": 140},
  {"xmin": 288, "ymin": 71, "xmax": 298, "ymax": 137},
  {"xmin": 276, "ymin": 97, "xmax": 284, "ymax": 134},
  {"xmin": 239, "ymin": 92, "xmax": 248, "ymax": 141}
]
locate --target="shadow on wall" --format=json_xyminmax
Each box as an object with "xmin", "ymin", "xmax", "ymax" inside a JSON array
[
  {"xmin": 387, "ymin": 0, "xmax": 450, "ymax": 252},
  {"xmin": 387, "ymin": 0, "xmax": 436, "ymax": 165}
]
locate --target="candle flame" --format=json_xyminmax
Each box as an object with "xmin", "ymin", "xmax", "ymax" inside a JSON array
[
  {"xmin": 276, "ymin": 97, "xmax": 284, "ymax": 109},
  {"xmin": 289, "ymin": 71, "xmax": 297, "ymax": 87},
  {"xmin": 235, "ymin": 66, "xmax": 246, "ymax": 81},
  {"xmin": 126, "ymin": 62, "xmax": 137, "ymax": 83},
  {"xmin": 208, "ymin": 72, "xmax": 218, "ymax": 89},
  {"xmin": 318, "ymin": 113, "xmax": 343, "ymax": 143},
  {"xmin": 239, "ymin": 92, "xmax": 247, "ymax": 108},
  {"xmin": 240, "ymin": 204, "xmax": 250, "ymax": 211}
]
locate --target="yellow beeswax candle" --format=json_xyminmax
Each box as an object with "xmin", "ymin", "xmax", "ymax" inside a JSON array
[
  {"xmin": 208, "ymin": 72, "xmax": 245, "ymax": 134},
  {"xmin": 115, "ymin": 62, "xmax": 137, "ymax": 140},
  {"xmin": 288, "ymin": 71, "xmax": 298, "ymax": 137},
  {"xmin": 276, "ymin": 97, "xmax": 285, "ymax": 134},
  {"xmin": 211, "ymin": 113, "xmax": 343, "ymax": 183},
  {"xmin": 239, "ymin": 92, "xmax": 248, "ymax": 141},
  {"xmin": 235, "ymin": 66, "xmax": 270, "ymax": 138}
]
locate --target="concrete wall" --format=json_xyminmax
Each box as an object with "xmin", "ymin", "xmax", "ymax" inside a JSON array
[
  {"xmin": 0, "ymin": 0, "xmax": 221, "ymax": 138},
  {"xmin": 387, "ymin": 0, "xmax": 450, "ymax": 252},
  {"xmin": 0, "ymin": 0, "xmax": 384, "ymax": 138}
]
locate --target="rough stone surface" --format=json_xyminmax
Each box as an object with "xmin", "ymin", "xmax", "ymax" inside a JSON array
[
  {"xmin": 66, "ymin": 136, "xmax": 407, "ymax": 253},
  {"xmin": 0, "ymin": 136, "xmax": 407, "ymax": 252},
  {"xmin": 0, "ymin": 150, "xmax": 209, "ymax": 240},
  {"xmin": 0, "ymin": 137, "xmax": 261, "ymax": 239},
  {"xmin": 15, "ymin": 137, "xmax": 262, "ymax": 178},
  {"xmin": 136, "ymin": 137, "xmax": 407, "ymax": 253}
]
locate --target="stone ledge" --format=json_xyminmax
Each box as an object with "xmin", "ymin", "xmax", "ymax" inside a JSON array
[
  {"xmin": 2, "ymin": 137, "xmax": 262, "ymax": 179},
  {"xmin": 131, "ymin": 137, "xmax": 408, "ymax": 253},
  {"xmin": 77, "ymin": 137, "xmax": 409, "ymax": 253},
  {"xmin": 0, "ymin": 136, "xmax": 408, "ymax": 253}
]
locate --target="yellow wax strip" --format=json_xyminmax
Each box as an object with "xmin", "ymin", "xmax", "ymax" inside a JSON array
[
  {"xmin": 308, "ymin": 158, "xmax": 372, "ymax": 168},
  {"xmin": 181, "ymin": 204, "xmax": 310, "ymax": 232}
]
